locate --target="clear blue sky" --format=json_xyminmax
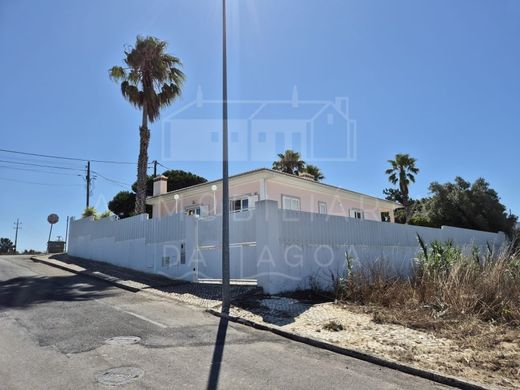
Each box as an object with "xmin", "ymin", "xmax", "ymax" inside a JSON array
[{"xmin": 1, "ymin": 0, "xmax": 519, "ymax": 251}]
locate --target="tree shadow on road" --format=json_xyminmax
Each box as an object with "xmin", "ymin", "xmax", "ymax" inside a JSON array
[
  {"xmin": 206, "ymin": 306, "xmax": 229, "ymax": 390},
  {"xmin": 0, "ymin": 274, "xmax": 114, "ymax": 309}
]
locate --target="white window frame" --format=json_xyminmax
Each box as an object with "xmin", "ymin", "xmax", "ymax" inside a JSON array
[
  {"xmin": 185, "ymin": 206, "xmax": 201, "ymax": 216},
  {"xmin": 282, "ymin": 195, "xmax": 301, "ymax": 211},
  {"xmin": 318, "ymin": 201, "xmax": 327, "ymax": 214},
  {"xmin": 230, "ymin": 195, "xmax": 258, "ymax": 213},
  {"xmin": 349, "ymin": 208, "xmax": 364, "ymax": 219},
  {"xmin": 185, "ymin": 205, "xmax": 209, "ymax": 217}
]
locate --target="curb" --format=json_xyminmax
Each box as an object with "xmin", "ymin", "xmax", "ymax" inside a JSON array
[
  {"xmin": 30, "ymin": 255, "xmax": 488, "ymax": 389},
  {"xmin": 29, "ymin": 256, "xmax": 219, "ymax": 309},
  {"xmin": 31, "ymin": 256, "xmax": 140, "ymax": 293},
  {"xmin": 206, "ymin": 308, "xmax": 489, "ymax": 390}
]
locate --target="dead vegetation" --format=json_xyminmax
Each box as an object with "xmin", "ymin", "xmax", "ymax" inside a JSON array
[{"xmin": 333, "ymin": 238, "xmax": 520, "ymax": 387}]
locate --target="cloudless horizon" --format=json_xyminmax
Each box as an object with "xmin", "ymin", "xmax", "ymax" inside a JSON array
[{"xmin": 1, "ymin": 0, "xmax": 519, "ymax": 251}]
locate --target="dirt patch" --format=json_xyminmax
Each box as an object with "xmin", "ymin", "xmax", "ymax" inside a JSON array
[{"xmin": 229, "ymin": 299, "xmax": 520, "ymax": 389}]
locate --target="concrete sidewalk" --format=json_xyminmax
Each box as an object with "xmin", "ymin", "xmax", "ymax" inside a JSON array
[{"xmin": 32, "ymin": 254, "xmax": 260, "ymax": 309}]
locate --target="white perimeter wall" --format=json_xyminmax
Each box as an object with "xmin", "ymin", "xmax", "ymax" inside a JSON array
[{"xmin": 68, "ymin": 200, "xmax": 507, "ymax": 294}]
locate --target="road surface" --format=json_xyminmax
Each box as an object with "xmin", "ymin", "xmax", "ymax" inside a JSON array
[{"xmin": 0, "ymin": 255, "xmax": 447, "ymax": 389}]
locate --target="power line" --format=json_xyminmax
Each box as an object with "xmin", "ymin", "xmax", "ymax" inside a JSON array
[
  {"xmin": 0, "ymin": 159, "xmax": 85, "ymax": 171},
  {"xmin": 92, "ymin": 170, "xmax": 132, "ymax": 188},
  {"xmin": 0, "ymin": 148, "xmax": 149, "ymax": 165},
  {"xmin": 0, "ymin": 177, "xmax": 83, "ymax": 187},
  {"xmin": 157, "ymin": 162, "xmax": 173, "ymax": 171},
  {"xmin": 0, "ymin": 165, "xmax": 84, "ymax": 176}
]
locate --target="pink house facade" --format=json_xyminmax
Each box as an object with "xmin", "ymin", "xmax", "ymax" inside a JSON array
[{"xmin": 147, "ymin": 169, "xmax": 401, "ymax": 222}]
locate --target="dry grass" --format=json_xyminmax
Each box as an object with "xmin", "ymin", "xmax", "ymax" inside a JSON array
[
  {"xmin": 333, "ymin": 243, "xmax": 520, "ymax": 387},
  {"xmin": 337, "ymin": 245, "xmax": 520, "ymax": 324}
]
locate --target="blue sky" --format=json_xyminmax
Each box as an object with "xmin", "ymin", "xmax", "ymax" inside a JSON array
[{"xmin": 0, "ymin": 0, "xmax": 519, "ymax": 251}]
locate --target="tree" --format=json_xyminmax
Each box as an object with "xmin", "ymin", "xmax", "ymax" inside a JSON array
[
  {"xmin": 272, "ymin": 150, "xmax": 306, "ymax": 175},
  {"xmin": 426, "ymin": 177, "xmax": 517, "ymax": 236},
  {"xmin": 0, "ymin": 238, "xmax": 14, "ymax": 254},
  {"xmin": 304, "ymin": 164, "xmax": 325, "ymax": 182},
  {"xmin": 110, "ymin": 36, "xmax": 185, "ymax": 214},
  {"xmin": 131, "ymin": 169, "xmax": 207, "ymax": 197},
  {"xmin": 383, "ymin": 188, "xmax": 405, "ymax": 204},
  {"xmin": 108, "ymin": 170, "xmax": 207, "ymax": 219},
  {"xmin": 385, "ymin": 153, "xmax": 419, "ymax": 223},
  {"xmin": 108, "ymin": 191, "xmax": 136, "ymax": 219},
  {"xmin": 82, "ymin": 207, "xmax": 98, "ymax": 219}
]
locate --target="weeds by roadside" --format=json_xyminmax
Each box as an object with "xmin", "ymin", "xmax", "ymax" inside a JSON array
[{"xmin": 335, "ymin": 237, "xmax": 520, "ymax": 324}]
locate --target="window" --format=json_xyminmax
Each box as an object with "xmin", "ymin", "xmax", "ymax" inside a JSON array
[
  {"xmin": 258, "ymin": 132, "xmax": 266, "ymax": 143},
  {"xmin": 231, "ymin": 131, "xmax": 239, "ymax": 142},
  {"xmin": 349, "ymin": 209, "xmax": 364, "ymax": 219},
  {"xmin": 211, "ymin": 131, "xmax": 219, "ymax": 143},
  {"xmin": 282, "ymin": 195, "xmax": 300, "ymax": 211},
  {"xmin": 230, "ymin": 198, "xmax": 248, "ymax": 212},
  {"xmin": 318, "ymin": 201, "xmax": 327, "ymax": 214},
  {"xmin": 327, "ymin": 113, "xmax": 334, "ymax": 125},
  {"xmin": 230, "ymin": 195, "xmax": 257, "ymax": 213},
  {"xmin": 185, "ymin": 206, "xmax": 201, "ymax": 216},
  {"xmin": 185, "ymin": 205, "xmax": 208, "ymax": 217},
  {"xmin": 381, "ymin": 211, "xmax": 391, "ymax": 222}
]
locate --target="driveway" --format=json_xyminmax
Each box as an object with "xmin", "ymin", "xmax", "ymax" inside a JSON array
[{"xmin": 0, "ymin": 255, "xmax": 448, "ymax": 389}]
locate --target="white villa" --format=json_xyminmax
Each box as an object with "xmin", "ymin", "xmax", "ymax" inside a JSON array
[{"xmin": 147, "ymin": 168, "xmax": 401, "ymax": 222}]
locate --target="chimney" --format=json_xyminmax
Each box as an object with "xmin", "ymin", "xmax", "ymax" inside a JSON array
[
  {"xmin": 298, "ymin": 172, "xmax": 315, "ymax": 181},
  {"xmin": 153, "ymin": 175, "xmax": 168, "ymax": 196}
]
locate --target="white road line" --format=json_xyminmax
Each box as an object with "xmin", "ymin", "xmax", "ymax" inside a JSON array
[
  {"xmin": 122, "ymin": 311, "xmax": 168, "ymax": 329},
  {"xmin": 95, "ymin": 299, "xmax": 168, "ymax": 329}
]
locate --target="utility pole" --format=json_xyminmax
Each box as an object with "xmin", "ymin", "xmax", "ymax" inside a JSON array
[
  {"xmin": 153, "ymin": 160, "xmax": 158, "ymax": 178},
  {"xmin": 13, "ymin": 218, "xmax": 21, "ymax": 253},
  {"xmin": 221, "ymin": 0, "xmax": 230, "ymax": 309},
  {"xmin": 65, "ymin": 216, "xmax": 70, "ymax": 252},
  {"xmin": 86, "ymin": 161, "xmax": 91, "ymax": 208}
]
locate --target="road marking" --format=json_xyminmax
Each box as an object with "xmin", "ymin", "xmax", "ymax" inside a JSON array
[
  {"xmin": 95, "ymin": 300, "xmax": 168, "ymax": 329},
  {"xmin": 122, "ymin": 311, "xmax": 168, "ymax": 329}
]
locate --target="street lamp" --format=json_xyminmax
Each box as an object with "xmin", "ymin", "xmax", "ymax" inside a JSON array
[
  {"xmin": 221, "ymin": 0, "xmax": 230, "ymax": 309},
  {"xmin": 211, "ymin": 184, "xmax": 218, "ymax": 215},
  {"xmin": 174, "ymin": 194, "xmax": 180, "ymax": 214}
]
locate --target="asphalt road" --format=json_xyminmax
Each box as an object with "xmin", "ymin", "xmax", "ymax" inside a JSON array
[{"xmin": 0, "ymin": 255, "xmax": 448, "ymax": 390}]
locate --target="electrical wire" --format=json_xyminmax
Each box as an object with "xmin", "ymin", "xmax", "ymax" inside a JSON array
[
  {"xmin": 92, "ymin": 171, "xmax": 132, "ymax": 189},
  {"xmin": 0, "ymin": 148, "xmax": 154, "ymax": 165},
  {"xmin": 0, "ymin": 159, "xmax": 85, "ymax": 171},
  {"xmin": 0, "ymin": 177, "xmax": 83, "ymax": 187},
  {"xmin": 0, "ymin": 165, "xmax": 84, "ymax": 177}
]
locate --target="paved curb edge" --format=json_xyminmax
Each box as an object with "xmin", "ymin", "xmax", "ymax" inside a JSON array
[
  {"xmin": 206, "ymin": 308, "xmax": 489, "ymax": 390},
  {"xmin": 31, "ymin": 256, "xmax": 141, "ymax": 293},
  {"xmin": 29, "ymin": 256, "xmax": 220, "ymax": 309}
]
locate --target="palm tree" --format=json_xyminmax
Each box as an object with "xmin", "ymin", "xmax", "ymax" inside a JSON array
[
  {"xmin": 110, "ymin": 36, "xmax": 185, "ymax": 214},
  {"xmin": 385, "ymin": 153, "xmax": 419, "ymax": 223},
  {"xmin": 272, "ymin": 150, "xmax": 305, "ymax": 175},
  {"xmin": 305, "ymin": 164, "xmax": 325, "ymax": 181}
]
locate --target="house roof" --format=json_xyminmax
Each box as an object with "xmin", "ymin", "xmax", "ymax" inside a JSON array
[{"xmin": 147, "ymin": 168, "xmax": 401, "ymax": 209}]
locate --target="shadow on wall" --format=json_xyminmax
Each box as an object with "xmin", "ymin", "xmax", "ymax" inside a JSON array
[{"xmin": 0, "ymin": 273, "xmax": 115, "ymax": 309}]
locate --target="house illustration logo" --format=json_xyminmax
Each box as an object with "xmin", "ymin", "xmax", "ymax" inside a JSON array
[{"xmin": 161, "ymin": 86, "xmax": 357, "ymax": 162}]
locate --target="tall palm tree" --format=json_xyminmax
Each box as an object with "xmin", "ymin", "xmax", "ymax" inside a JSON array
[
  {"xmin": 304, "ymin": 164, "xmax": 325, "ymax": 181},
  {"xmin": 272, "ymin": 150, "xmax": 305, "ymax": 175},
  {"xmin": 109, "ymin": 36, "xmax": 185, "ymax": 214},
  {"xmin": 385, "ymin": 153, "xmax": 419, "ymax": 223}
]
